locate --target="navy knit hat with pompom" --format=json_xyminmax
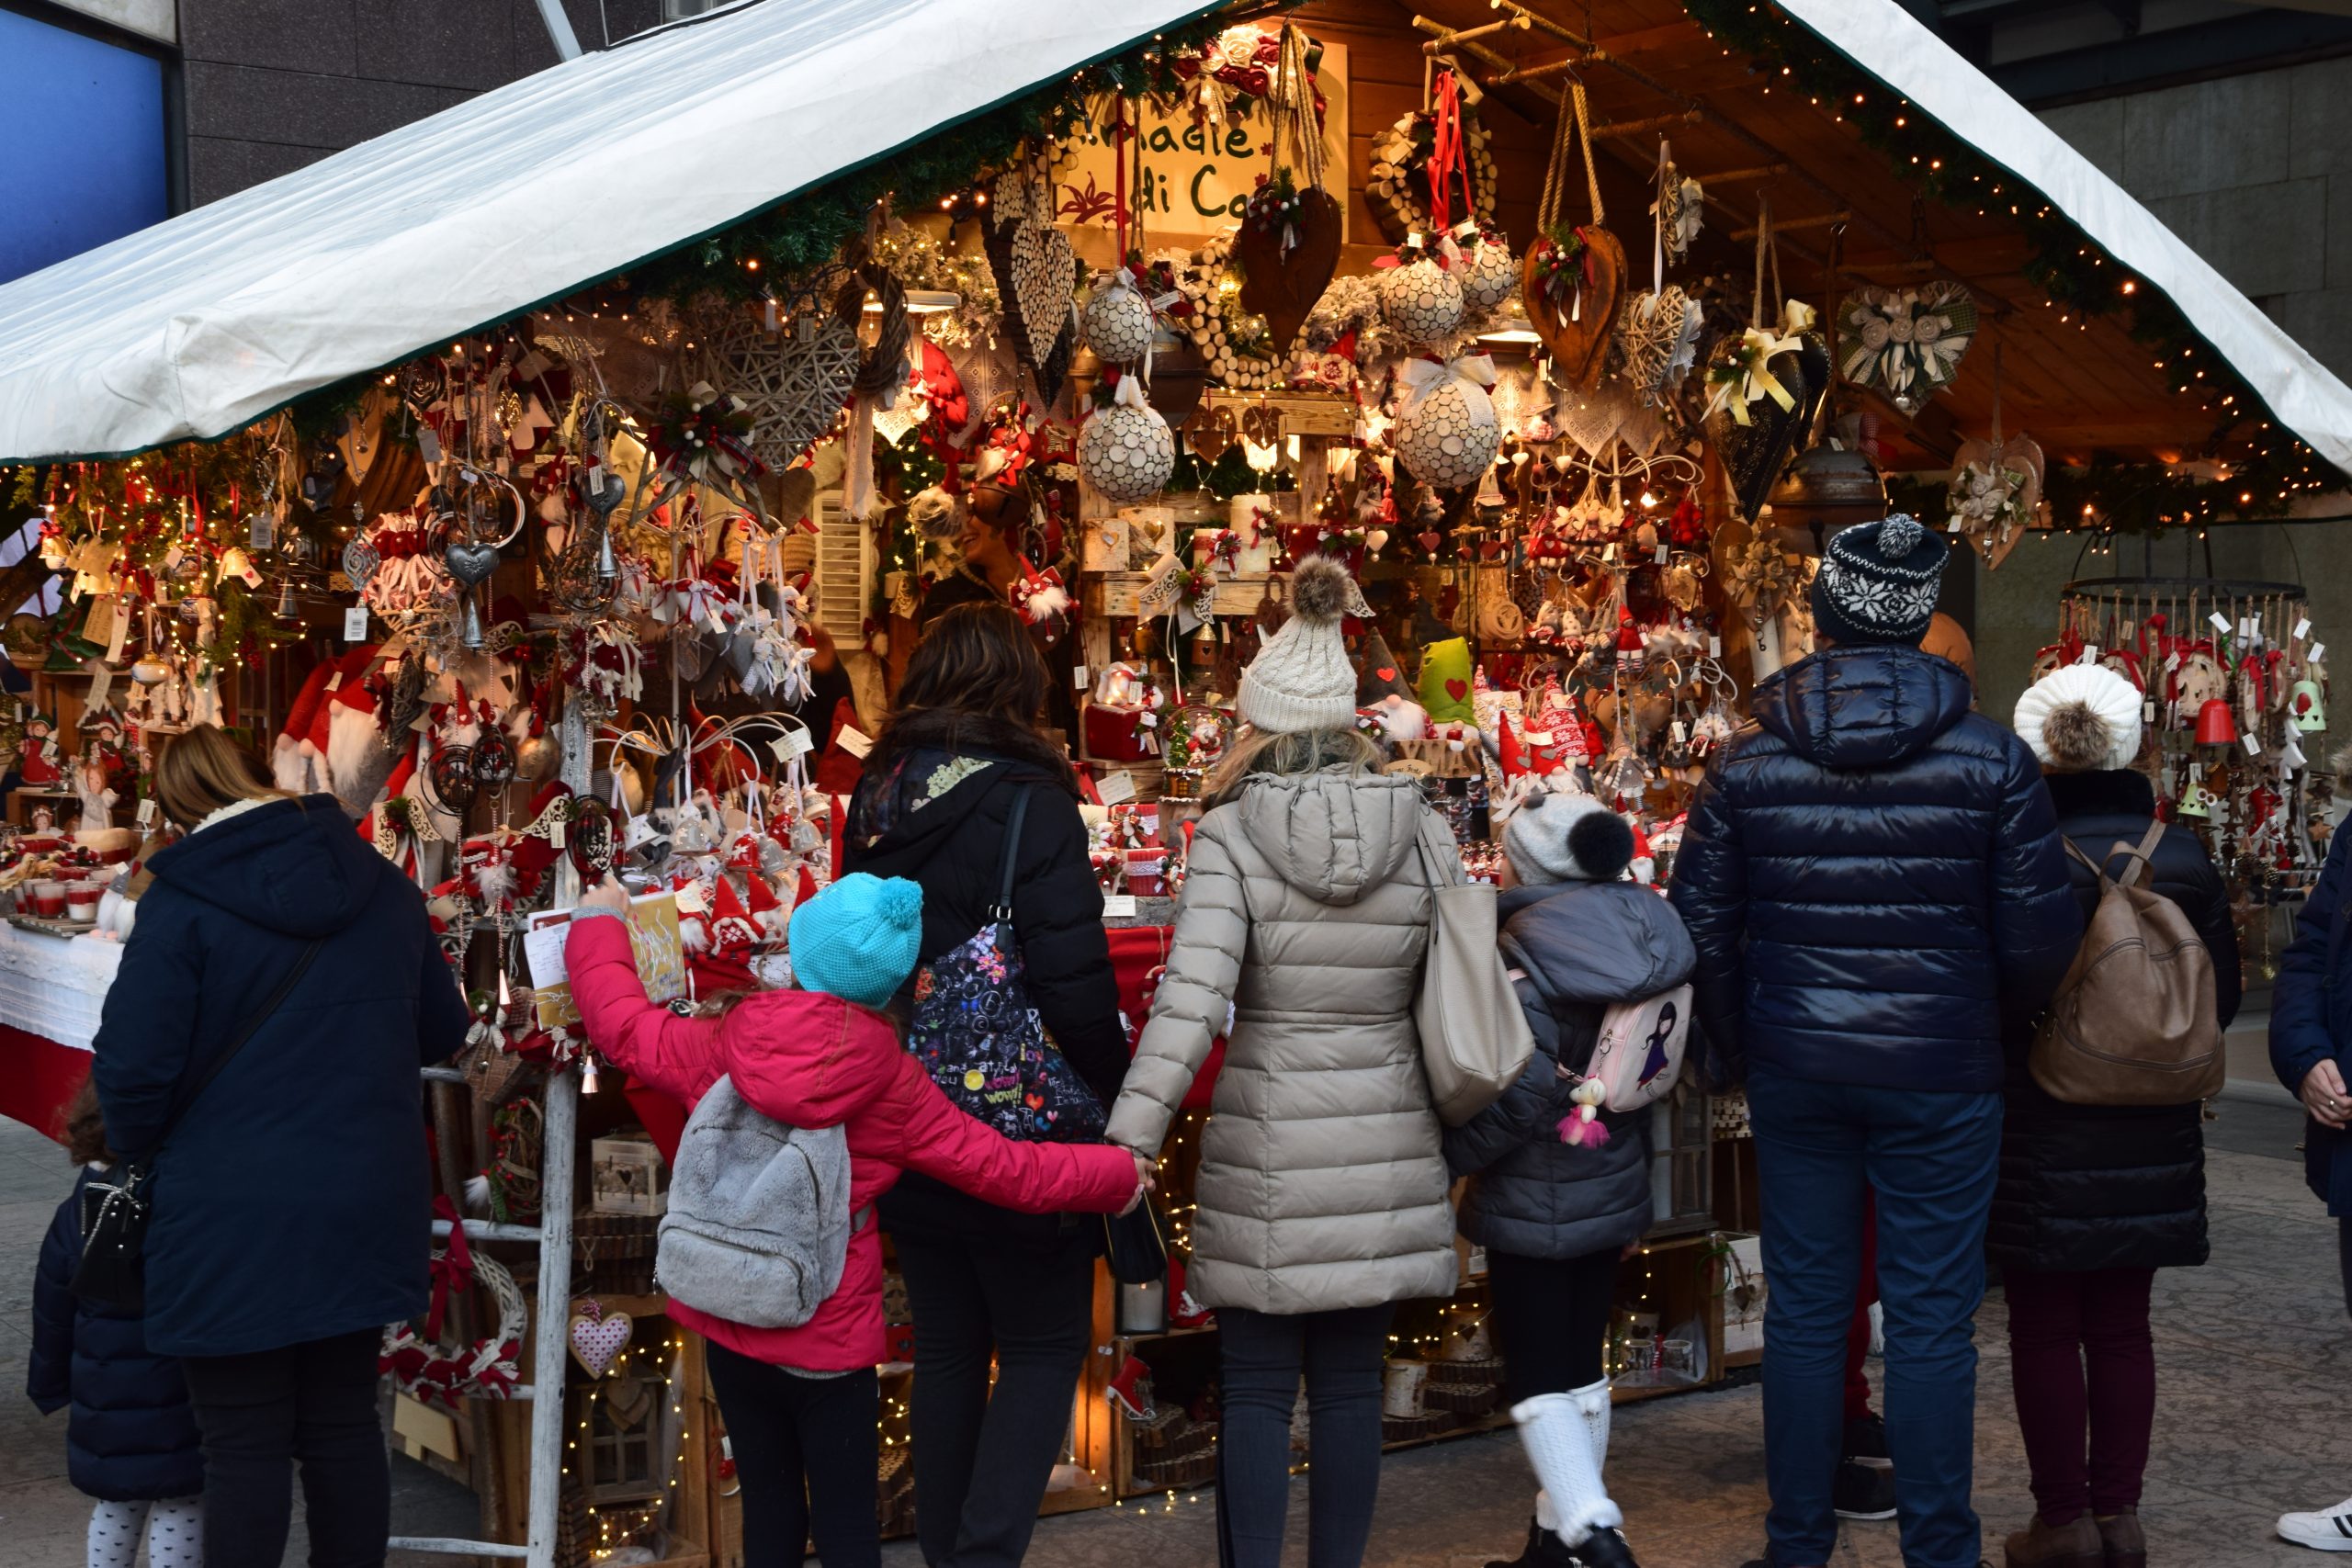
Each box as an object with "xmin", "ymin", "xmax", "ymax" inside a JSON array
[{"xmin": 1810, "ymin": 513, "xmax": 1949, "ymax": 646}]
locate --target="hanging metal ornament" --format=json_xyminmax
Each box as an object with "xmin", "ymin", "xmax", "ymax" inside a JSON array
[
  {"xmin": 429, "ymin": 744, "xmax": 480, "ymax": 813},
  {"xmin": 470, "ymin": 725, "xmax": 517, "ymax": 790},
  {"xmin": 567, "ymin": 795, "xmax": 616, "ymax": 878},
  {"xmin": 342, "ymin": 532, "xmax": 382, "ymax": 595},
  {"xmin": 435, "ymin": 468, "xmax": 526, "ymax": 649}
]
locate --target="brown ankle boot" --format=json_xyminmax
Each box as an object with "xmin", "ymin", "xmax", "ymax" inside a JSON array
[
  {"xmin": 2095, "ymin": 1509, "xmax": 2146, "ymax": 1568},
  {"xmin": 2004, "ymin": 1513, "xmax": 2104, "ymax": 1568}
]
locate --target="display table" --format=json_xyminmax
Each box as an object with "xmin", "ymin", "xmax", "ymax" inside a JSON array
[{"xmin": 0, "ymin": 919, "xmax": 122, "ymax": 1140}]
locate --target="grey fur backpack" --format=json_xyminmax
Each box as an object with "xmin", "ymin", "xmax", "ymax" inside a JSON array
[{"xmin": 654, "ymin": 1075, "xmax": 858, "ymax": 1328}]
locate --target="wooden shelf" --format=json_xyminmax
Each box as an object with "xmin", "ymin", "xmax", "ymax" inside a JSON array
[{"xmin": 1082, "ymin": 570, "xmax": 1288, "ymax": 619}]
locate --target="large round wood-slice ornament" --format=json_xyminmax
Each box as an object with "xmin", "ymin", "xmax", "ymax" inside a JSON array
[
  {"xmin": 1234, "ymin": 186, "xmax": 1343, "ymax": 358},
  {"xmin": 1522, "ymin": 228, "xmax": 1627, "ymax": 390}
]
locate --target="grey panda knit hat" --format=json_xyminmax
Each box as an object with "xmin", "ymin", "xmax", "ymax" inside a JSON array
[{"xmin": 1503, "ymin": 791, "xmax": 1635, "ymax": 886}]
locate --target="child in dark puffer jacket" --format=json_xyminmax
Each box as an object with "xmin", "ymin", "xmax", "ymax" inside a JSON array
[
  {"xmin": 28, "ymin": 1081, "xmax": 205, "ymax": 1568},
  {"xmin": 1446, "ymin": 790, "xmax": 1696, "ymax": 1568}
]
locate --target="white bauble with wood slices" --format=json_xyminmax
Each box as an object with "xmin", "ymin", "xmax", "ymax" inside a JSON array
[{"xmin": 1079, "ymin": 375, "xmax": 1177, "ymax": 503}]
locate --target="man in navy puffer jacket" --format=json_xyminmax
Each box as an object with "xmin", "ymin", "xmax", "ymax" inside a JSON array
[{"xmin": 1669, "ymin": 514, "xmax": 2078, "ymax": 1568}]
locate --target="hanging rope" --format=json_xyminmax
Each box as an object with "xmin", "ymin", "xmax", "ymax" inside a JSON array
[
  {"xmin": 1271, "ymin": 25, "xmax": 1326, "ymax": 197},
  {"xmin": 1535, "ymin": 81, "xmax": 1605, "ymax": 237}
]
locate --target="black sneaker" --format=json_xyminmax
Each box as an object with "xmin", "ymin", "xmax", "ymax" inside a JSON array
[
  {"xmin": 1832, "ymin": 1457, "xmax": 1898, "ymax": 1520},
  {"xmin": 1842, "ymin": 1410, "xmax": 1889, "ymax": 1461},
  {"xmin": 1486, "ymin": 1520, "xmax": 1581, "ymax": 1568}
]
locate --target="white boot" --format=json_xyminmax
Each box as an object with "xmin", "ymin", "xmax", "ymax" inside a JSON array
[
  {"xmin": 1511, "ymin": 1385, "xmax": 1623, "ymax": 1548},
  {"xmin": 1575, "ymin": 1376, "xmax": 1611, "ymax": 1469}
]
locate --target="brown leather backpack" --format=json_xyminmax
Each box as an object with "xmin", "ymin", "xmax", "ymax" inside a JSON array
[{"xmin": 2030, "ymin": 821, "xmax": 2223, "ymax": 1106}]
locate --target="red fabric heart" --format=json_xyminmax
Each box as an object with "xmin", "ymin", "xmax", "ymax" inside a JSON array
[
  {"xmin": 1445, "ymin": 679, "xmax": 1468, "ymax": 701},
  {"xmin": 1375, "ymin": 667, "xmax": 1397, "ymax": 682}
]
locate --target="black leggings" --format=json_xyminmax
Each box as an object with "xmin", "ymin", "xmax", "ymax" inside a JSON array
[
  {"xmin": 178, "ymin": 1327, "xmax": 388, "ymax": 1568},
  {"xmin": 1216, "ymin": 1303, "xmax": 1396, "ymax": 1568},
  {"xmin": 1486, "ymin": 1247, "xmax": 1623, "ymax": 1404},
  {"xmin": 889, "ymin": 1226, "xmax": 1096, "ymax": 1568},
  {"xmin": 704, "ymin": 1343, "xmax": 881, "ymax": 1568}
]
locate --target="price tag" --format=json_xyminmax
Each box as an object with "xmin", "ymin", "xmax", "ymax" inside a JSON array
[
  {"xmin": 2165, "ymin": 651, "xmax": 2181, "ymax": 672},
  {"xmin": 344, "ymin": 606, "xmax": 368, "ymax": 642},
  {"xmin": 415, "ymin": 426, "xmax": 443, "ymax": 465},
  {"xmin": 250, "ymin": 511, "xmax": 274, "ymax": 553},
  {"xmin": 1653, "ymin": 544, "xmax": 1668, "ymax": 565},
  {"xmin": 2210, "ymin": 611, "xmax": 2233, "ymax": 635},
  {"xmin": 1602, "ymin": 542, "xmax": 1620, "ymax": 564},
  {"xmin": 1102, "ymin": 894, "xmax": 1139, "ymax": 918},
  {"xmin": 2078, "ymin": 644, "xmax": 2099, "ymax": 665},
  {"xmin": 549, "ymin": 818, "xmax": 566, "ymax": 849},
  {"xmin": 2312, "ymin": 642, "xmax": 2328, "ymax": 663},
  {"xmin": 1072, "ymin": 664, "xmax": 1090, "ymax": 690},
  {"xmin": 2245, "ymin": 732, "xmax": 2264, "ymax": 756},
  {"xmin": 1948, "ymin": 516, "xmax": 1963, "ymax": 533},
  {"xmin": 2296, "ymin": 617, "xmax": 2312, "ymax": 641},
  {"xmin": 1708, "ymin": 635, "xmax": 1723, "ymax": 659},
  {"xmin": 135, "ymin": 796, "xmax": 157, "ymax": 828},
  {"xmin": 774, "ymin": 726, "xmax": 815, "ymax": 762},
  {"xmin": 2143, "ymin": 699, "xmax": 2157, "ymax": 724},
  {"xmin": 1669, "ymin": 720, "xmax": 1688, "ymax": 743},
  {"xmin": 1096, "ymin": 771, "xmax": 1136, "ymax": 807},
  {"xmin": 835, "ymin": 726, "xmax": 874, "ymax": 760}
]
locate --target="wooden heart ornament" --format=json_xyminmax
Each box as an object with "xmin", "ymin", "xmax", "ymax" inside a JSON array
[
  {"xmin": 1521, "ymin": 227, "xmax": 1627, "ymax": 390},
  {"xmin": 1183, "ymin": 403, "xmax": 1238, "ymax": 463},
  {"xmin": 1235, "ymin": 186, "xmax": 1342, "ymax": 359},
  {"xmin": 569, "ymin": 1299, "xmax": 632, "ymax": 1379}
]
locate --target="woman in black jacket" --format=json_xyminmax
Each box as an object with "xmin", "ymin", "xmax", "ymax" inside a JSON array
[
  {"xmin": 1996, "ymin": 667, "xmax": 2240, "ymax": 1568},
  {"xmin": 28, "ymin": 1082, "xmax": 204, "ymax": 1568},
  {"xmin": 843, "ymin": 602, "xmax": 1125, "ymax": 1568},
  {"xmin": 90, "ymin": 724, "xmax": 471, "ymax": 1566}
]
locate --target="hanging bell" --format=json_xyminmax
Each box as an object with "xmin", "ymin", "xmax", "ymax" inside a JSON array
[
  {"xmin": 2195, "ymin": 697, "xmax": 2239, "ymax": 748},
  {"xmin": 596, "ymin": 524, "xmax": 618, "ymax": 583},
  {"xmin": 579, "ymin": 1046, "xmax": 602, "ymax": 1096},
  {"xmin": 2292, "ymin": 678, "xmax": 2327, "ymax": 732},
  {"xmin": 273, "ymin": 579, "xmax": 299, "ymax": 619},
  {"xmin": 460, "ymin": 590, "xmax": 485, "ymax": 649},
  {"xmin": 2177, "ymin": 776, "xmax": 2214, "ymax": 818}
]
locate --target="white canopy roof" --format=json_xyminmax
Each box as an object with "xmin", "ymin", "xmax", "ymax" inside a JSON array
[
  {"xmin": 1779, "ymin": 0, "xmax": 2352, "ymax": 474},
  {"xmin": 0, "ymin": 0, "xmax": 2346, "ymax": 474},
  {"xmin": 0, "ymin": 0, "xmax": 1213, "ymax": 463}
]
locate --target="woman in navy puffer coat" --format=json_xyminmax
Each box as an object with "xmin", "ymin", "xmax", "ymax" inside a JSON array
[
  {"xmin": 28, "ymin": 1082, "xmax": 205, "ymax": 1565},
  {"xmin": 90, "ymin": 724, "xmax": 470, "ymax": 1567}
]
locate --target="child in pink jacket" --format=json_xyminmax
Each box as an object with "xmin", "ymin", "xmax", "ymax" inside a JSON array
[{"xmin": 565, "ymin": 872, "xmax": 1143, "ymax": 1568}]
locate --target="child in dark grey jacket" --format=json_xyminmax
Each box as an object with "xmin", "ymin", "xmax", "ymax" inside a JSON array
[
  {"xmin": 28, "ymin": 1083, "xmax": 204, "ymax": 1568},
  {"xmin": 1446, "ymin": 790, "xmax": 1696, "ymax": 1568}
]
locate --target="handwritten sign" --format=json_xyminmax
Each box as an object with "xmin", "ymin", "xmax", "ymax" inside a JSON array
[{"xmin": 1057, "ymin": 39, "xmax": 1350, "ymax": 246}]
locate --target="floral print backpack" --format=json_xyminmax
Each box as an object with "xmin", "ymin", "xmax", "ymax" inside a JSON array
[{"xmin": 904, "ymin": 785, "xmax": 1109, "ymax": 1143}]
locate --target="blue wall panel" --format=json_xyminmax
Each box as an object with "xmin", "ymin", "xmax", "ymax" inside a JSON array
[{"xmin": 0, "ymin": 8, "xmax": 168, "ymax": 285}]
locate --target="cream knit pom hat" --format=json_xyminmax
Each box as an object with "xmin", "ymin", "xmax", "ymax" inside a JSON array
[
  {"xmin": 2013, "ymin": 662, "xmax": 2143, "ymax": 772},
  {"xmin": 1238, "ymin": 558, "xmax": 1360, "ymax": 733}
]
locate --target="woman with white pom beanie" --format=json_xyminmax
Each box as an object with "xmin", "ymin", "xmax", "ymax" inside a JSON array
[
  {"xmin": 1109, "ymin": 556, "xmax": 1462, "ymax": 1568},
  {"xmin": 1994, "ymin": 663, "xmax": 2240, "ymax": 1568}
]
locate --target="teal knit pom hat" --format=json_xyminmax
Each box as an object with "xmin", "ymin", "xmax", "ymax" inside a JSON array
[{"xmin": 786, "ymin": 874, "xmax": 924, "ymax": 1010}]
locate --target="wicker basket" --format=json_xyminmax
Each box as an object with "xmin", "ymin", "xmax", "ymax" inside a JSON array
[
  {"xmin": 1424, "ymin": 1379, "xmax": 1502, "ymax": 1417},
  {"xmin": 878, "ymin": 1446, "xmax": 917, "ymax": 1537},
  {"xmin": 1136, "ymin": 1447, "xmax": 1218, "ymax": 1490},
  {"xmin": 571, "ymin": 1211, "xmax": 660, "ymax": 1295},
  {"xmin": 1380, "ymin": 1411, "xmax": 1446, "ymax": 1443}
]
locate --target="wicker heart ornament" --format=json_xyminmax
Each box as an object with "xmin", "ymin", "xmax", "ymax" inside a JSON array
[{"xmin": 708, "ymin": 296, "xmax": 862, "ymax": 473}]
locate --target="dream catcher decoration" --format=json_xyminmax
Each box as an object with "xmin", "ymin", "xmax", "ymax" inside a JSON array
[
  {"xmin": 1366, "ymin": 69, "xmax": 1497, "ymax": 243},
  {"xmin": 1702, "ymin": 204, "xmax": 1826, "ymax": 523},
  {"xmin": 1944, "ymin": 338, "xmax": 2044, "ymax": 570},
  {"xmin": 983, "ymin": 150, "xmax": 1080, "ymax": 405},
  {"xmin": 1521, "ymin": 83, "xmax": 1626, "ymax": 391},
  {"xmin": 1233, "ymin": 25, "xmax": 1342, "ymax": 358},
  {"xmin": 1838, "ymin": 280, "xmax": 1977, "ymax": 412}
]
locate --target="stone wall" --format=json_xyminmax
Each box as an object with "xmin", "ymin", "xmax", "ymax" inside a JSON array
[{"xmin": 177, "ymin": 0, "xmax": 659, "ymax": 206}]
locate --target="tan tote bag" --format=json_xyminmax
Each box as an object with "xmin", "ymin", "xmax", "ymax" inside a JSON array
[{"xmin": 1413, "ymin": 818, "xmax": 1536, "ymax": 1125}]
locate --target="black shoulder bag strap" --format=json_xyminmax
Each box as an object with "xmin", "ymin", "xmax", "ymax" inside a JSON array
[
  {"xmin": 991, "ymin": 784, "xmax": 1034, "ymax": 926},
  {"xmin": 140, "ymin": 935, "xmax": 328, "ymax": 1168}
]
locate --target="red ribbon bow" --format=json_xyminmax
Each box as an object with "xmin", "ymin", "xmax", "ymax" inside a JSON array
[{"xmin": 425, "ymin": 1195, "xmax": 473, "ymax": 1342}]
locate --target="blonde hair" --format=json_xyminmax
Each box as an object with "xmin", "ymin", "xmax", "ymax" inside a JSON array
[
  {"xmin": 1202, "ymin": 724, "xmax": 1383, "ymax": 809},
  {"xmin": 152, "ymin": 724, "xmax": 292, "ymax": 829}
]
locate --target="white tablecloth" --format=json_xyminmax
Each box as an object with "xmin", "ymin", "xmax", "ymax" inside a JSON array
[{"xmin": 0, "ymin": 920, "xmax": 123, "ymax": 1052}]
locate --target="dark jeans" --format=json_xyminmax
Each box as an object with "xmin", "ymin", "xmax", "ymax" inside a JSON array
[
  {"xmin": 1487, "ymin": 1248, "xmax": 1619, "ymax": 1404},
  {"xmin": 2341, "ymin": 1216, "xmax": 2352, "ymax": 1318},
  {"xmin": 1216, "ymin": 1303, "xmax": 1396, "ymax": 1568},
  {"xmin": 2003, "ymin": 1266, "xmax": 2156, "ymax": 1524},
  {"xmin": 1747, "ymin": 1070, "xmax": 2002, "ymax": 1568},
  {"xmin": 890, "ymin": 1224, "xmax": 1095, "ymax": 1568},
  {"xmin": 178, "ymin": 1327, "xmax": 388, "ymax": 1568},
  {"xmin": 704, "ymin": 1344, "xmax": 880, "ymax": 1568}
]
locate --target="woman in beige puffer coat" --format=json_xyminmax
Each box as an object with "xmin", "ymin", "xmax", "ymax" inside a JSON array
[{"xmin": 1106, "ymin": 558, "xmax": 1456, "ymax": 1568}]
